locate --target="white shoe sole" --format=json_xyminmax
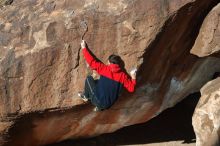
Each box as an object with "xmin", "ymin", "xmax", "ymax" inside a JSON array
[{"xmin": 78, "ymin": 93, "xmax": 88, "ymax": 102}]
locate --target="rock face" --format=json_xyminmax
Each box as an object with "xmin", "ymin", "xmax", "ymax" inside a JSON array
[
  {"xmin": 0, "ymin": 0, "xmax": 220, "ymax": 146},
  {"xmin": 192, "ymin": 78, "xmax": 220, "ymax": 146},
  {"xmin": 0, "ymin": 0, "xmax": 13, "ymax": 7},
  {"xmin": 190, "ymin": 3, "xmax": 220, "ymax": 57},
  {"xmin": 191, "ymin": 3, "xmax": 220, "ymax": 146}
]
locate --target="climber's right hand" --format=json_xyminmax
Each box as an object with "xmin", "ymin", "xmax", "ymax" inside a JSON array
[
  {"xmin": 81, "ymin": 40, "xmax": 86, "ymax": 49},
  {"xmin": 130, "ymin": 68, "xmax": 137, "ymax": 80}
]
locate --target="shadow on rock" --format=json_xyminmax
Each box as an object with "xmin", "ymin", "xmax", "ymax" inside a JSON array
[{"xmin": 48, "ymin": 92, "xmax": 200, "ymax": 146}]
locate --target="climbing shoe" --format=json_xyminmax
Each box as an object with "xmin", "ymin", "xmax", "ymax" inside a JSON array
[
  {"xmin": 93, "ymin": 106, "xmax": 102, "ymax": 112},
  {"xmin": 78, "ymin": 92, "xmax": 88, "ymax": 102}
]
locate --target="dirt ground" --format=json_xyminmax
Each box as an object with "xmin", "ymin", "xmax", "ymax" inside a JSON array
[{"xmin": 48, "ymin": 93, "xmax": 200, "ymax": 146}]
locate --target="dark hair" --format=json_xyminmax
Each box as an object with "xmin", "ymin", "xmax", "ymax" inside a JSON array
[{"xmin": 108, "ymin": 54, "xmax": 122, "ymax": 65}]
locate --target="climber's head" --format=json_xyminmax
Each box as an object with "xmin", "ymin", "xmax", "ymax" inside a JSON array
[{"xmin": 108, "ymin": 54, "xmax": 122, "ymax": 66}]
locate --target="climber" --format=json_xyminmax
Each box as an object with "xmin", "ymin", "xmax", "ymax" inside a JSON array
[{"xmin": 78, "ymin": 40, "xmax": 137, "ymax": 111}]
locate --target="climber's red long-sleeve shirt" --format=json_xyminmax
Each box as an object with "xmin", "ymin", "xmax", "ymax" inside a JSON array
[{"xmin": 82, "ymin": 47, "xmax": 136, "ymax": 109}]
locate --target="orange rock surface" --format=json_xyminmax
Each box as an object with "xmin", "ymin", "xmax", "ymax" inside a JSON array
[{"xmin": 0, "ymin": 0, "xmax": 220, "ymax": 145}]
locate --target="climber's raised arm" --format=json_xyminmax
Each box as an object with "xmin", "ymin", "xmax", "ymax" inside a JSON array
[
  {"xmin": 81, "ymin": 40, "xmax": 107, "ymax": 73},
  {"xmin": 79, "ymin": 40, "xmax": 137, "ymax": 111},
  {"xmin": 122, "ymin": 69, "xmax": 137, "ymax": 92}
]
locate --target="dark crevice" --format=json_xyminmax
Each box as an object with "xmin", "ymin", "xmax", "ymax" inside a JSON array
[{"xmin": 212, "ymin": 72, "xmax": 220, "ymax": 79}]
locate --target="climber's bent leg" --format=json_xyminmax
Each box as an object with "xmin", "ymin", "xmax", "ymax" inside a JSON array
[
  {"xmin": 81, "ymin": 75, "xmax": 104, "ymax": 111},
  {"xmin": 83, "ymin": 75, "xmax": 96, "ymax": 100}
]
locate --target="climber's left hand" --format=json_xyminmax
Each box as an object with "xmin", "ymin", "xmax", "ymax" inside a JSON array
[{"xmin": 81, "ymin": 40, "xmax": 86, "ymax": 49}]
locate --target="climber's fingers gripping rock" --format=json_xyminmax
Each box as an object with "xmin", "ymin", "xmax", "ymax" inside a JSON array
[
  {"xmin": 130, "ymin": 68, "xmax": 137, "ymax": 80},
  {"xmin": 81, "ymin": 40, "xmax": 86, "ymax": 49}
]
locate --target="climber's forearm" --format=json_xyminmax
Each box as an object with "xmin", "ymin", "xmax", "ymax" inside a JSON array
[
  {"xmin": 82, "ymin": 47, "xmax": 95, "ymax": 65},
  {"xmin": 82, "ymin": 47, "xmax": 106, "ymax": 72}
]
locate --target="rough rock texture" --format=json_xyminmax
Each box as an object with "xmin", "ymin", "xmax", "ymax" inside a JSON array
[
  {"xmin": 191, "ymin": 3, "xmax": 220, "ymax": 146},
  {"xmin": 190, "ymin": 3, "xmax": 220, "ymax": 57},
  {"xmin": 0, "ymin": 0, "xmax": 220, "ymax": 146},
  {"xmin": 192, "ymin": 78, "xmax": 220, "ymax": 146},
  {"xmin": 0, "ymin": 0, "xmax": 13, "ymax": 7}
]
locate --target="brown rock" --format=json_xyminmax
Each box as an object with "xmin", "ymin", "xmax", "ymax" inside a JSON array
[
  {"xmin": 0, "ymin": 0, "xmax": 220, "ymax": 145},
  {"xmin": 0, "ymin": 0, "xmax": 13, "ymax": 7},
  {"xmin": 192, "ymin": 77, "xmax": 220, "ymax": 146},
  {"xmin": 190, "ymin": 3, "xmax": 220, "ymax": 57},
  {"xmin": 191, "ymin": 3, "xmax": 220, "ymax": 146}
]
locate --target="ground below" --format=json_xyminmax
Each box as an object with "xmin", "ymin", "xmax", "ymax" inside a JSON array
[{"xmin": 48, "ymin": 93, "xmax": 200, "ymax": 146}]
